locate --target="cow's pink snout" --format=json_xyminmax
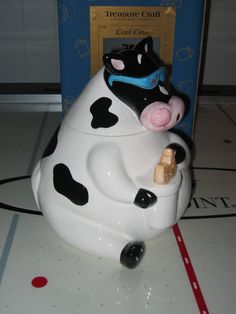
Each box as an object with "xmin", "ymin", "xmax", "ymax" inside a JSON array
[
  {"xmin": 150, "ymin": 108, "xmax": 171, "ymax": 128},
  {"xmin": 140, "ymin": 96, "xmax": 184, "ymax": 131}
]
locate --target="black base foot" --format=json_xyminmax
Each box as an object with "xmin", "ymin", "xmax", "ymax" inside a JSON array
[{"xmin": 120, "ymin": 241, "xmax": 146, "ymax": 269}]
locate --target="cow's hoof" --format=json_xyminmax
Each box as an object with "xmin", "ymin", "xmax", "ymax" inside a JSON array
[
  {"xmin": 134, "ymin": 188, "xmax": 157, "ymax": 208},
  {"xmin": 120, "ymin": 241, "xmax": 146, "ymax": 269}
]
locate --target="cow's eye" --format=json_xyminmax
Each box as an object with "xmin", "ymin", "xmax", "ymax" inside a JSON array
[{"xmin": 137, "ymin": 54, "xmax": 142, "ymax": 64}]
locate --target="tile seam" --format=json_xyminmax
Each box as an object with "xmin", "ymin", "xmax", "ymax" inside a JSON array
[
  {"xmin": 0, "ymin": 214, "xmax": 20, "ymax": 285},
  {"xmin": 217, "ymin": 104, "xmax": 236, "ymax": 127},
  {"xmin": 26, "ymin": 112, "xmax": 48, "ymax": 176}
]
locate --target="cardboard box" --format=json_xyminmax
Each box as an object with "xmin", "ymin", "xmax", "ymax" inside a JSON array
[{"xmin": 57, "ymin": 0, "xmax": 206, "ymax": 138}]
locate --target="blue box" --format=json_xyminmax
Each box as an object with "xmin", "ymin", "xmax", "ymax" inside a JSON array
[{"xmin": 57, "ymin": 0, "xmax": 206, "ymax": 138}]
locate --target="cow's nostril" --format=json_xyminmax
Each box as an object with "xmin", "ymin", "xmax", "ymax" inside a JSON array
[{"xmin": 176, "ymin": 114, "xmax": 180, "ymax": 121}]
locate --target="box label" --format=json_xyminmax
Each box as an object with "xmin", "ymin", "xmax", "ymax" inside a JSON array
[{"xmin": 90, "ymin": 6, "xmax": 176, "ymax": 75}]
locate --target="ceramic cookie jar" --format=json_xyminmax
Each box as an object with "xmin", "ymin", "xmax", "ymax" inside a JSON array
[{"xmin": 32, "ymin": 37, "xmax": 191, "ymax": 269}]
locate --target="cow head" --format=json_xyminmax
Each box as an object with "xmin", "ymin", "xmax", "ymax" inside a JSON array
[{"xmin": 103, "ymin": 37, "xmax": 184, "ymax": 131}]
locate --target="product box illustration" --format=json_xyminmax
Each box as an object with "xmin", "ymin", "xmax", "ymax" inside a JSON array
[
  {"xmin": 57, "ymin": 0, "xmax": 206, "ymax": 138},
  {"xmin": 89, "ymin": 6, "xmax": 176, "ymax": 76}
]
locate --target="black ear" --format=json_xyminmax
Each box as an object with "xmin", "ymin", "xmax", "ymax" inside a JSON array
[
  {"xmin": 103, "ymin": 53, "xmax": 125, "ymax": 73},
  {"xmin": 135, "ymin": 37, "xmax": 153, "ymax": 54}
]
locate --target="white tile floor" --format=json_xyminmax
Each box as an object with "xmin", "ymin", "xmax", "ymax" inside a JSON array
[{"xmin": 0, "ymin": 103, "xmax": 235, "ymax": 314}]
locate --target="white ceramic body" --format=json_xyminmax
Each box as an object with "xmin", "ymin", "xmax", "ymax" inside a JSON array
[{"xmin": 32, "ymin": 68, "xmax": 191, "ymax": 264}]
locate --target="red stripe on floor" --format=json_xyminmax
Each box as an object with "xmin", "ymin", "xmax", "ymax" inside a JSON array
[{"xmin": 172, "ymin": 223, "xmax": 209, "ymax": 314}]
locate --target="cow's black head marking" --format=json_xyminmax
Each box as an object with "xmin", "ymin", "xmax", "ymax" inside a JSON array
[
  {"xmin": 103, "ymin": 37, "xmax": 171, "ymax": 118},
  {"xmin": 90, "ymin": 97, "xmax": 119, "ymax": 129},
  {"xmin": 103, "ymin": 37, "xmax": 159, "ymax": 78},
  {"xmin": 53, "ymin": 163, "xmax": 89, "ymax": 206}
]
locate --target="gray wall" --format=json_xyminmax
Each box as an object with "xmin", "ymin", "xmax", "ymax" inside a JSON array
[
  {"xmin": 0, "ymin": 0, "xmax": 60, "ymax": 83},
  {"xmin": 202, "ymin": 0, "xmax": 236, "ymax": 86}
]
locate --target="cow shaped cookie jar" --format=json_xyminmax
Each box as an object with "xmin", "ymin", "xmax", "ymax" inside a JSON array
[{"xmin": 32, "ymin": 37, "xmax": 191, "ymax": 269}]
